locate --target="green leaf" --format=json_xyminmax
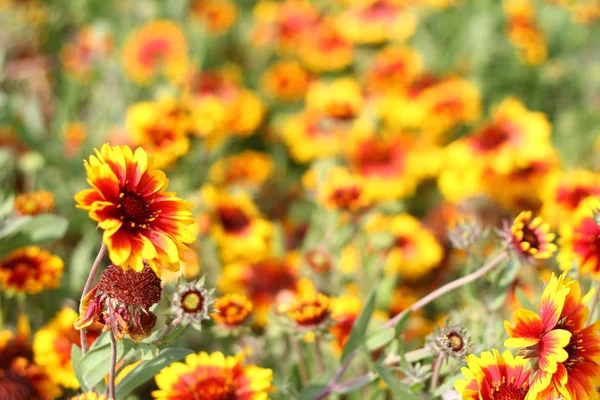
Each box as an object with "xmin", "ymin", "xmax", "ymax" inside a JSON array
[
  {"xmin": 373, "ymin": 363, "xmax": 419, "ymax": 400},
  {"xmin": 515, "ymin": 287, "xmax": 535, "ymax": 311},
  {"xmin": 393, "ymin": 311, "xmax": 410, "ymax": 336},
  {"xmin": 0, "ymin": 214, "xmax": 68, "ymax": 256},
  {"xmin": 71, "ymin": 344, "xmax": 88, "ymax": 392},
  {"xmin": 78, "ymin": 334, "xmax": 132, "ymax": 389},
  {"xmin": 433, "ymin": 372, "xmax": 463, "ymax": 397},
  {"xmin": 341, "ymin": 290, "xmax": 376, "ymax": 363},
  {"xmin": 365, "ymin": 328, "xmax": 395, "ymax": 352},
  {"xmin": 298, "ymin": 384, "xmax": 327, "ymax": 400},
  {"xmin": 114, "ymin": 348, "xmax": 193, "ymax": 399},
  {"xmin": 130, "ymin": 341, "xmax": 160, "ymax": 360}
]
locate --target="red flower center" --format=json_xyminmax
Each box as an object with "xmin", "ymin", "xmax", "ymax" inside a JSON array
[
  {"xmin": 181, "ymin": 290, "xmax": 205, "ymax": 313},
  {"xmin": 329, "ymin": 186, "xmax": 362, "ymax": 209},
  {"xmin": 119, "ymin": 191, "xmax": 156, "ymax": 230},
  {"xmin": 217, "ymin": 206, "xmax": 251, "ymax": 234},
  {"xmin": 472, "ymin": 124, "xmax": 512, "ymax": 152},
  {"xmin": 521, "ymin": 226, "xmax": 541, "ymax": 250},
  {"xmin": 490, "ymin": 383, "xmax": 528, "ymax": 400},
  {"xmin": 137, "ymin": 38, "xmax": 170, "ymax": 68},
  {"xmin": 187, "ymin": 375, "xmax": 236, "ymax": 400}
]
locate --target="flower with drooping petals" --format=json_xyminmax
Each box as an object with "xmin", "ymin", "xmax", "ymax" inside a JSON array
[
  {"xmin": 74, "ymin": 262, "xmax": 162, "ymax": 341},
  {"xmin": 0, "ymin": 246, "xmax": 63, "ymax": 295},
  {"xmin": 504, "ymin": 211, "xmax": 557, "ymax": 261},
  {"xmin": 122, "ymin": 20, "xmax": 188, "ymax": 85},
  {"xmin": 504, "ymin": 273, "xmax": 572, "ymax": 373},
  {"xmin": 75, "ymin": 144, "xmax": 196, "ymax": 272},
  {"xmin": 33, "ymin": 308, "xmax": 102, "ymax": 390},
  {"xmin": 455, "ymin": 349, "xmax": 531, "ymax": 400},
  {"xmin": 211, "ymin": 293, "xmax": 253, "ymax": 329},
  {"xmin": 14, "ymin": 190, "xmax": 55, "ymax": 216},
  {"xmin": 153, "ymin": 351, "xmax": 273, "ymax": 399}
]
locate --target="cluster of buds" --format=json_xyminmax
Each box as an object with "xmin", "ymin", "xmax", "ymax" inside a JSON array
[
  {"xmin": 75, "ymin": 262, "xmax": 162, "ymax": 341},
  {"xmin": 430, "ymin": 323, "xmax": 470, "ymax": 360}
]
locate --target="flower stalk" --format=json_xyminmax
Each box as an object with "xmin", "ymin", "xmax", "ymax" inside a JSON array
[{"xmin": 80, "ymin": 242, "xmax": 106, "ymax": 355}]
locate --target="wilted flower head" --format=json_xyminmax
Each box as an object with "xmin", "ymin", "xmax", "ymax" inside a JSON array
[
  {"xmin": 431, "ymin": 323, "xmax": 470, "ymax": 360},
  {"xmin": 171, "ymin": 277, "xmax": 214, "ymax": 331},
  {"xmin": 74, "ymin": 262, "xmax": 162, "ymax": 341}
]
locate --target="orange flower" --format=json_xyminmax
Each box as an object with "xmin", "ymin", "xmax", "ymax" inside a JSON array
[
  {"xmin": 0, "ymin": 357, "xmax": 61, "ymax": 400},
  {"xmin": 504, "ymin": 273, "xmax": 572, "ymax": 373},
  {"xmin": 298, "ymin": 18, "xmax": 354, "ymax": 72},
  {"xmin": 261, "ymin": 60, "xmax": 312, "ymax": 102},
  {"xmin": 0, "ymin": 246, "xmax": 63, "ymax": 295},
  {"xmin": 62, "ymin": 122, "xmax": 87, "ymax": 158},
  {"xmin": 455, "ymin": 350, "xmax": 531, "ymax": 400},
  {"xmin": 211, "ymin": 293, "xmax": 253, "ymax": 328},
  {"xmin": 208, "ymin": 150, "xmax": 273, "ymax": 190},
  {"xmin": 190, "ymin": 0, "xmax": 237, "ymax": 35},
  {"xmin": 286, "ymin": 292, "xmax": 330, "ymax": 330},
  {"xmin": 14, "ymin": 190, "xmax": 55, "ymax": 216},
  {"xmin": 122, "ymin": 20, "xmax": 188, "ymax": 85},
  {"xmin": 364, "ymin": 46, "xmax": 423, "ymax": 94},
  {"xmin": 75, "ymin": 144, "xmax": 196, "ymax": 272}
]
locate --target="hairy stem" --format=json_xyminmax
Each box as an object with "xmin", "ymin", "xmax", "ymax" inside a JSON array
[
  {"xmin": 80, "ymin": 242, "xmax": 106, "ymax": 355},
  {"xmin": 290, "ymin": 334, "xmax": 308, "ymax": 385},
  {"xmin": 314, "ymin": 249, "xmax": 508, "ymax": 400},
  {"xmin": 430, "ymin": 353, "xmax": 445, "ymax": 393},
  {"xmin": 315, "ymin": 334, "xmax": 325, "ymax": 374},
  {"xmin": 108, "ymin": 300, "xmax": 118, "ymax": 400}
]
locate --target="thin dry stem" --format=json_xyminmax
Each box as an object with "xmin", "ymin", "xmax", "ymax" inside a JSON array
[{"xmin": 290, "ymin": 334, "xmax": 308, "ymax": 385}]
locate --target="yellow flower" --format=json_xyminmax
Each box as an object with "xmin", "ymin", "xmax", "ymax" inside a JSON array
[
  {"xmin": 227, "ymin": 89, "xmax": 265, "ymax": 137},
  {"xmin": 33, "ymin": 308, "xmax": 102, "ymax": 389},
  {"xmin": 190, "ymin": 0, "xmax": 238, "ymax": 35},
  {"xmin": 305, "ymin": 77, "xmax": 363, "ymax": 119},
  {"xmin": 153, "ymin": 351, "xmax": 273, "ymax": 399},
  {"xmin": 329, "ymin": 292, "xmax": 361, "ymax": 352},
  {"xmin": 298, "ymin": 18, "xmax": 354, "ymax": 72},
  {"xmin": 125, "ymin": 98, "xmax": 190, "ymax": 169},
  {"xmin": 122, "ymin": 20, "xmax": 188, "ymax": 85},
  {"xmin": 0, "ymin": 246, "xmax": 63, "ymax": 295},
  {"xmin": 316, "ymin": 167, "xmax": 373, "ymax": 212},
  {"xmin": 70, "ymin": 393, "xmax": 107, "ymax": 400},
  {"xmin": 337, "ymin": 0, "xmax": 416, "ymax": 45},
  {"xmin": 14, "ymin": 190, "xmax": 55, "ymax": 216},
  {"xmin": 260, "ymin": 60, "xmax": 312, "ymax": 102},
  {"xmin": 366, "ymin": 214, "xmax": 443, "ymax": 280},
  {"xmin": 209, "ymin": 150, "xmax": 274, "ymax": 190},
  {"xmin": 0, "ymin": 357, "xmax": 62, "ymax": 400},
  {"xmin": 75, "ymin": 144, "xmax": 196, "ymax": 272},
  {"xmin": 202, "ymin": 185, "xmax": 272, "ymax": 263},
  {"xmin": 504, "ymin": 0, "xmax": 548, "ymax": 65}
]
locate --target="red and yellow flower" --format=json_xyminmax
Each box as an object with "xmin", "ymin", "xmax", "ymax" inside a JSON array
[
  {"xmin": 153, "ymin": 351, "xmax": 273, "ymax": 399},
  {"xmin": 75, "ymin": 144, "xmax": 196, "ymax": 272},
  {"xmin": 0, "ymin": 357, "xmax": 61, "ymax": 400},
  {"xmin": 0, "ymin": 246, "xmax": 63, "ymax": 295},
  {"xmin": 60, "ymin": 25, "xmax": 113, "ymax": 81},
  {"xmin": 122, "ymin": 20, "xmax": 188, "ymax": 85},
  {"xmin": 504, "ymin": 211, "xmax": 557, "ymax": 261},
  {"xmin": 208, "ymin": 150, "xmax": 274, "ymax": 190},
  {"xmin": 504, "ymin": 273, "xmax": 572, "ymax": 373},
  {"xmin": 315, "ymin": 167, "xmax": 373, "ymax": 212},
  {"xmin": 366, "ymin": 213, "xmax": 443, "ymax": 280},
  {"xmin": 364, "ymin": 46, "xmax": 423, "ymax": 94},
  {"xmin": 298, "ymin": 18, "xmax": 354, "ymax": 72},
  {"xmin": 455, "ymin": 349, "xmax": 531, "ymax": 400},
  {"xmin": 33, "ymin": 308, "xmax": 102, "ymax": 389},
  {"xmin": 329, "ymin": 292, "xmax": 361, "ymax": 352},
  {"xmin": 286, "ymin": 291, "xmax": 330, "ymax": 330},
  {"xmin": 557, "ymin": 196, "xmax": 600, "ymax": 278},
  {"xmin": 125, "ymin": 98, "xmax": 191, "ymax": 169},
  {"xmin": 337, "ymin": 0, "xmax": 417, "ymax": 45},
  {"xmin": 504, "ymin": 0, "xmax": 548, "ymax": 65},
  {"xmin": 202, "ymin": 185, "xmax": 272, "ymax": 263},
  {"xmin": 211, "ymin": 293, "xmax": 253, "ymax": 329},
  {"xmin": 13, "ymin": 190, "xmax": 55, "ymax": 216}
]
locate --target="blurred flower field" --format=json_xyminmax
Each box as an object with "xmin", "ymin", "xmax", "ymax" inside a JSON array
[{"xmin": 1, "ymin": 0, "xmax": 600, "ymax": 399}]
